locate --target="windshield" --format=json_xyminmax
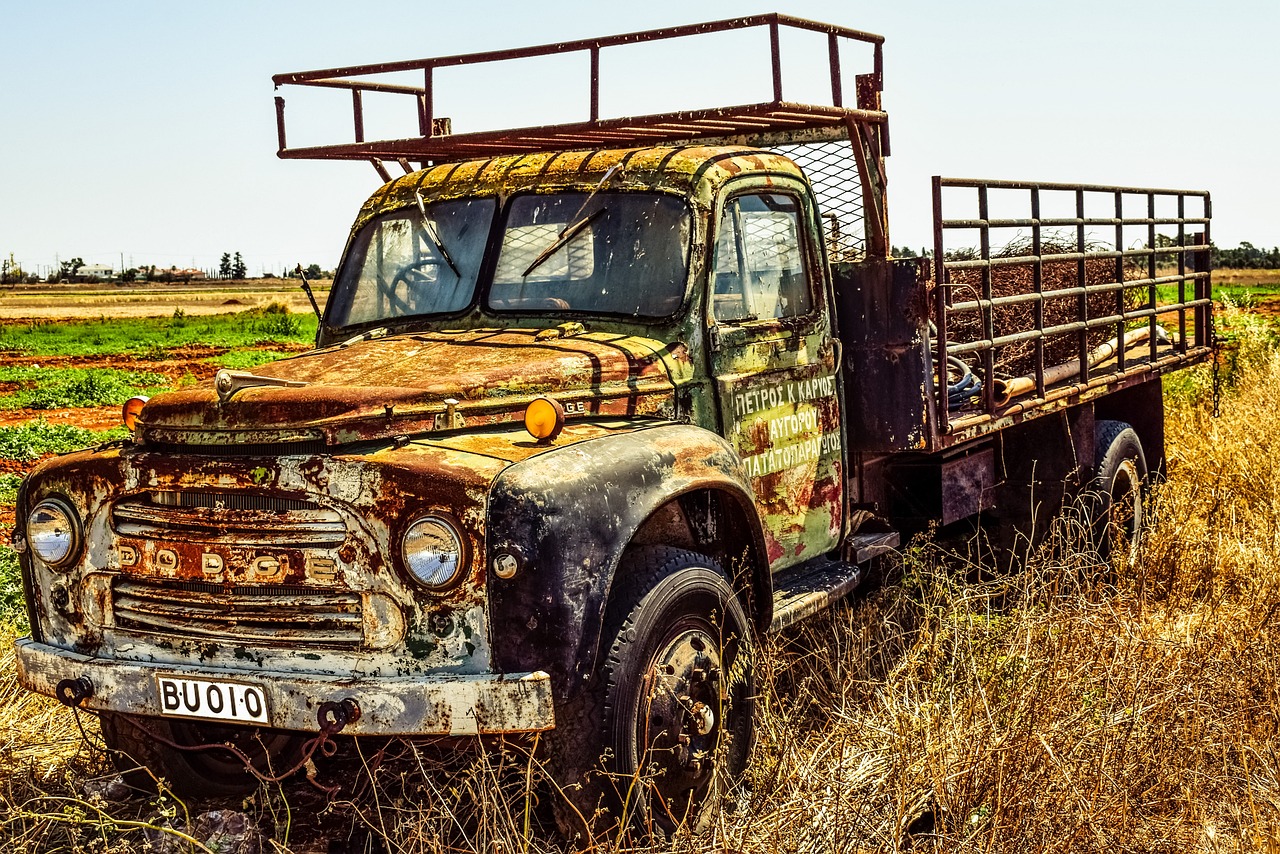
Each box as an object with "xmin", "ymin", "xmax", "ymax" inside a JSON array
[
  {"xmin": 328, "ymin": 191, "xmax": 691, "ymax": 329},
  {"xmin": 328, "ymin": 198, "xmax": 496, "ymax": 327},
  {"xmin": 490, "ymin": 192, "xmax": 690, "ymax": 317}
]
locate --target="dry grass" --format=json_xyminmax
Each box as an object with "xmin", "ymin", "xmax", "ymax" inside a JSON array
[{"xmin": 3, "ymin": 309, "xmax": 1280, "ymax": 851}]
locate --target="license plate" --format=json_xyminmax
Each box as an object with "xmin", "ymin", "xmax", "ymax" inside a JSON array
[{"xmin": 156, "ymin": 675, "xmax": 270, "ymax": 724}]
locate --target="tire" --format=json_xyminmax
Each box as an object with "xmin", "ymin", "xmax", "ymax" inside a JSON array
[
  {"xmin": 98, "ymin": 712, "xmax": 306, "ymax": 797},
  {"xmin": 549, "ymin": 546, "xmax": 755, "ymax": 844},
  {"xmin": 1091, "ymin": 420, "xmax": 1148, "ymax": 562}
]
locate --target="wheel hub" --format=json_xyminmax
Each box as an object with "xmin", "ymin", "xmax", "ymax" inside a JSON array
[{"xmin": 641, "ymin": 628, "xmax": 725, "ymax": 793}]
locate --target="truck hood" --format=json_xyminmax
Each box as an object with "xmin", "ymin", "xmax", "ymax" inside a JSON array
[{"xmin": 137, "ymin": 329, "xmax": 691, "ymax": 447}]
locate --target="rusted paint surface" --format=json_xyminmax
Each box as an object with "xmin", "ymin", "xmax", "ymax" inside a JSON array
[
  {"xmin": 16, "ymin": 639, "xmax": 554, "ymax": 735},
  {"xmin": 353, "ymin": 146, "xmax": 805, "ymax": 236},
  {"xmin": 17, "ymin": 437, "xmax": 512, "ymax": 682},
  {"xmin": 138, "ymin": 330, "xmax": 687, "ymax": 448},
  {"xmin": 485, "ymin": 424, "xmax": 768, "ymax": 702},
  {"xmin": 708, "ymin": 172, "xmax": 846, "ymax": 571}
]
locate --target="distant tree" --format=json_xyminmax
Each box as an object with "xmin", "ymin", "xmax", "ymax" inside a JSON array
[
  {"xmin": 231, "ymin": 252, "xmax": 247, "ymax": 280},
  {"xmin": 305, "ymin": 263, "xmax": 322, "ymax": 279},
  {"xmin": 219, "ymin": 252, "xmax": 232, "ymax": 279},
  {"xmin": 120, "ymin": 268, "xmax": 138, "ymax": 283},
  {"xmin": 1213, "ymin": 241, "xmax": 1280, "ymax": 269},
  {"xmin": 59, "ymin": 257, "xmax": 85, "ymax": 281}
]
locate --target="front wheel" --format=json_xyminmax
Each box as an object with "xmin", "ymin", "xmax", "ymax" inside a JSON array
[{"xmin": 551, "ymin": 546, "xmax": 755, "ymax": 843}]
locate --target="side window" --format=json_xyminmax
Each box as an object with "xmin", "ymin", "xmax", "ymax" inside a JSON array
[{"xmin": 711, "ymin": 193, "xmax": 812, "ymax": 323}]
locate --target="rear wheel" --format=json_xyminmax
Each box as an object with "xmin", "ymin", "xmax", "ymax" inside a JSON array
[
  {"xmin": 550, "ymin": 546, "xmax": 754, "ymax": 844},
  {"xmin": 1092, "ymin": 420, "xmax": 1148, "ymax": 562},
  {"xmin": 98, "ymin": 712, "xmax": 305, "ymax": 796}
]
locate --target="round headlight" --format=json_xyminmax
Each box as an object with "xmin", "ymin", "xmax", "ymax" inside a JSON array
[
  {"xmin": 402, "ymin": 515, "xmax": 466, "ymax": 589},
  {"xmin": 27, "ymin": 498, "xmax": 81, "ymax": 568}
]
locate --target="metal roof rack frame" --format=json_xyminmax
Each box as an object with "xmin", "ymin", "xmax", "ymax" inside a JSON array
[{"xmin": 272, "ymin": 13, "xmax": 891, "ymax": 253}]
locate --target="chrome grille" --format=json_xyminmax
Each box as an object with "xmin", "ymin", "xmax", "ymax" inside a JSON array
[
  {"xmin": 112, "ymin": 578, "xmax": 363, "ymax": 649},
  {"xmin": 150, "ymin": 491, "xmax": 319, "ymax": 512},
  {"xmin": 112, "ymin": 492, "xmax": 346, "ymax": 547}
]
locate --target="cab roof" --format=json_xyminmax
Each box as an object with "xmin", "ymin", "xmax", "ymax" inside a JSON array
[{"xmin": 354, "ymin": 145, "xmax": 806, "ymax": 228}]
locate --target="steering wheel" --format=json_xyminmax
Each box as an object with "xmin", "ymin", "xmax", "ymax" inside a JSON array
[{"xmin": 380, "ymin": 263, "xmax": 439, "ymax": 316}]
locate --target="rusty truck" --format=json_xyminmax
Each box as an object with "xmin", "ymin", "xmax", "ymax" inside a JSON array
[{"xmin": 12, "ymin": 14, "xmax": 1212, "ymax": 841}]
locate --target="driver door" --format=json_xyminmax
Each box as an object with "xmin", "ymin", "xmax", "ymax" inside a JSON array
[{"xmin": 709, "ymin": 184, "xmax": 844, "ymax": 571}]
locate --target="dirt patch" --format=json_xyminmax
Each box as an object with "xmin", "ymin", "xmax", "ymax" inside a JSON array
[
  {"xmin": 0, "ymin": 458, "xmax": 32, "ymax": 476},
  {"xmin": 0, "ymin": 407, "xmax": 121, "ymax": 431}
]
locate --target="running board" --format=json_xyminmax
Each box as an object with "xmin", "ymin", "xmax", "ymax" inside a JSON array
[{"xmin": 768, "ymin": 532, "xmax": 900, "ymax": 633}]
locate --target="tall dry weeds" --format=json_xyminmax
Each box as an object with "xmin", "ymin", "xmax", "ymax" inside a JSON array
[
  {"xmin": 2, "ymin": 307, "xmax": 1280, "ymax": 852},
  {"xmin": 722, "ymin": 304, "xmax": 1280, "ymax": 853}
]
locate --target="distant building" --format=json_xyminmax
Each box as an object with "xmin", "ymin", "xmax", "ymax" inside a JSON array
[{"xmin": 79, "ymin": 264, "xmax": 113, "ymax": 279}]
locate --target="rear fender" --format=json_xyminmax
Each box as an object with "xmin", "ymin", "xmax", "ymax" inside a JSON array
[{"xmin": 485, "ymin": 424, "xmax": 766, "ymax": 701}]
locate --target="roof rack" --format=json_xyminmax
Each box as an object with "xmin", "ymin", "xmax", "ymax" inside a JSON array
[{"xmin": 272, "ymin": 14, "xmax": 887, "ymax": 173}]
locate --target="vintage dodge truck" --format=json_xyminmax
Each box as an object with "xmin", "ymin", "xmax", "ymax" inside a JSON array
[{"xmin": 12, "ymin": 14, "xmax": 1212, "ymax": 839}]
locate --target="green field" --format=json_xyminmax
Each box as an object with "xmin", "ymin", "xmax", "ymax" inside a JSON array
[{"xmin": 0, "ymin": 303, "xmax": 315, "ymax": 356}]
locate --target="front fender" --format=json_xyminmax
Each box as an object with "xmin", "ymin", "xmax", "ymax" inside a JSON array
[{"xmin": 485, "ymin": 423, "xmax": 765, "ymax": 701}]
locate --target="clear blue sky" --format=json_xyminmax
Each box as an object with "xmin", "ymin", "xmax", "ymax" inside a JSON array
[{"xmin": 2, "ymin": 0, "xmax": 1274, "ymax": 277}]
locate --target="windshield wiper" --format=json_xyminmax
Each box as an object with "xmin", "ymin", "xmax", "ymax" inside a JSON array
[
  {"xmin": 521, "ymin": 163, "xmax": 622, "ymax": 279},
  {"xmin": 338, "ymin": 326, "xmax": 389, "ymax": 348},
  {"xmin": 521, "ymin": 207, "xmax": 605, "ymax": 279},
  {"xmin": 414, "ymin": 190, "xmax": 461, "ymax": 279}
]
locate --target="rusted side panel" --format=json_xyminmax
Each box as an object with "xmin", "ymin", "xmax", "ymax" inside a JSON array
[
  {"xmin": 834, "ymin": 257, "xmax": 932, "ymax": 452},
  {"xmin": 485, "ymin": 424, "xmax": 765, "ymax": 702}
]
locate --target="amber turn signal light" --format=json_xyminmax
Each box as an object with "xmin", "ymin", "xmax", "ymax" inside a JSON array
[
  {"xmin": 524, "ymin": 396, "xmax": 565, "ymax": 443},
  {"xmin": 122, "ymin": 396, "xmax": 149, "ymax": 431}
]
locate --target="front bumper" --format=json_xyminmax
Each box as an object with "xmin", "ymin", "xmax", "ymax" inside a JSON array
[{"xmin": 15, "ymin": 639, "xmax": 555, "ymax": 736}]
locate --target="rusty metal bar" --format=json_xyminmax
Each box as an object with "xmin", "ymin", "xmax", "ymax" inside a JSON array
[
  {"xmin": 769, "ymin": 19, "xmax": 784, "ymax": 102},
  {"xmin": 937, "ymin": 177, "xmax": 1209, "ymax": 197},
  {"xmin": 274, "ymin": 96, "xmax": 287, "ymax": 152},
  {"xmin": 946, "ymin": 304, "xmax": 1211, "ymax": 357},
  {"xmin": 943, "ymin": 216, "xmax": 1209, "ymax": 229},
  {"xmin": 949, "ymin": 272, "xmax": 1209, "ymax": 313},
  {"xmin": 422, "ymin": 67, "xmax": 434, "ymax": 139},
  {"xmin": 828, "ymin": 33, "xmax": 842, "ymax": 106},
  {"xmin": 945, "ymin": 246, "xmax": 1204, "ymax": 271},
  {"xmin": 369, "ymin": 159, "xmax": 393, "ymax": 183},
  {"xmin": 932, "ymin": 175, "xmax": 949, "ymax": 434},
  {"xmin": 272, "ymin": 14, "xmax": 883, "ymax": 86},
  {"xmin": 1076, "ymin": 187, "xmax": 1089, "ymax": 385},
  {"xmin": 1194, "ymin": 230, "xmax": 1211, "ymax": 347},
  {"xmin": 1114, "ymin": 190, "xmax": 1126, "ymax": 373},
  {"xmin": 1147, "ymin": 193, "xmax": 1158, "ymax": 362},
  {"xmin": 1177, "ymin": 195, "xmax": 1187, "ymax": 352},
  {"xmin": 278, "ymin": 101, "xmax": 886, "ymax": 162},
  {"xmin": 1031, "ymin": 186, "xmax": 1045, "ymax": 396},
  {"xmin": 352, "ymin": 90, "xmax": 365, "ymax": 143},
  {"xmin": 979, "ymin": 184, "xmax": 995, "ymax": 412},
  {"xmin": 589, "ymin": 46, "xmax": 600, "ymax": 123}
]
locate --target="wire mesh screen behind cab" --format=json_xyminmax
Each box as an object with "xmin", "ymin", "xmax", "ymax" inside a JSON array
[{"xmin": 771, "ymin": 140, "xmax": 866, "ymax": 264}]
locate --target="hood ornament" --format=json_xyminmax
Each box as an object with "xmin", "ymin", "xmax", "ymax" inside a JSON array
[{"xmin": 215, "ymin": 369, "xmax": 308, "ymax": 403}]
